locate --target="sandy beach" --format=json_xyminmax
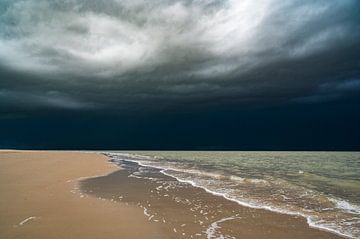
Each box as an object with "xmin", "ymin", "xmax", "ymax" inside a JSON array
[
  {"xmin": 0, "ymin": 151, "xmax": 347, "ymax": 239},
  {"xmin": 0, "ymin": 150, "xmax": 162, "ymax": 239}
]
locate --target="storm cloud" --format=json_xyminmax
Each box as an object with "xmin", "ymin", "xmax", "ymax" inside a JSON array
[{"xmin": 0, "ymin": 0, "xmax": 359, "ymax": 112}]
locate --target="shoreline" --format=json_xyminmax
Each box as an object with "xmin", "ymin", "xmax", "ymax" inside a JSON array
[
  {"xmin": 106, "ymin": 152, "xmax": 357, "ymax": 239},
  {"xmin": 81, "ymin": 153, "xmax": 345, "ymax": 239},
  {"xmin": 0, "ymin": 150, "xmax": 352, "ymax": 239},
  {"xmin": 160, "ymin": 166, "xmax": 352, "ymax": 239}
]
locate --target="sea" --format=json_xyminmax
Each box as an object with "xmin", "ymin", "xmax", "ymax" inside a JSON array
[{"xmin": 105, "ymin": 151, "xmax": 360, "ymax": 238}]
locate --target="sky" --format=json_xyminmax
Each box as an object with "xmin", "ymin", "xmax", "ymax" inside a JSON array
[{"xmin": 0, "ymin": 0, "xmax": 359, "ymax": 150}]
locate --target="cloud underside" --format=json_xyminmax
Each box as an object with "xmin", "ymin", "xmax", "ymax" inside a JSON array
[{"xmin": 0, "ymin": 0, "xmax": 359, "ymax": 112}]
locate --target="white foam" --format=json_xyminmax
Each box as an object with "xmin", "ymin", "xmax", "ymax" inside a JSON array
[
  {"xmin": 333, "ymin": 199, "xmax": 360, "ymax": 215},
  {"xmin": 143, "ymin": 207, "xmax": 150, "ymax": 217},
  {"xmin": 307, "ymin": 217, "xmax": 356, "ymax": 239},
  {"xmin": 205, "ymin": 216, "xmax": 240, "ymax": 239},
  {"xmin": 19, "ymin": 216, "xmax": 38, "ymax": 226},
  {"xmin": 128, "ymin": 174, "xmax": 143, "ymax": 179}
]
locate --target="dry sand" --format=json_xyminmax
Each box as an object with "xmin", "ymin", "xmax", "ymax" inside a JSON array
[{"xmin": 0, "ymin": 150, "xmax": 163, "ymax": 239}]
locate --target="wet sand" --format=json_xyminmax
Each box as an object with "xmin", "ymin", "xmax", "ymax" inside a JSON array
[
  {"xmin": 81, "ymin": 158, "xmax": 344, "ymax": 239},
  {"xmin": 0, "ymin": 150, "xmax": 162, "ymax": 239}
]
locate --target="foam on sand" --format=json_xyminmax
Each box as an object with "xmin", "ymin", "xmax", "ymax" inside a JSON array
[
  {"xmin": 18, "ymin": 216, "xmax": 39, "ymax": 226},
  {"xmin": 205, "ymin": 216, "xmax": 240, "ymax": 239}
]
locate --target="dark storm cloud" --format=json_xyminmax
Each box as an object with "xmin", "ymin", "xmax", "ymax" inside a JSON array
[{"xmin": 0, "ymin": 0, "xmax": 359, "ymax": 113}]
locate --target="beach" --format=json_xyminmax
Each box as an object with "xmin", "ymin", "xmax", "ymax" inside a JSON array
[
  {"xmin": 0, "ymin": 150, "xmax": 162, "ymax": 239},
  {"xmin": 0, "ymin": 150, "xmax": 354, "ymax": 239}
]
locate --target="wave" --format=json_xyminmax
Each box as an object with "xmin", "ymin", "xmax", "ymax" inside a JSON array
[
  {"xmin": 332, "ymin": 199, "xmax": 360, "ymax": 215},
  {"xmin": 104, "ymin": 152, "xmax": 359, "ymax": 239}
]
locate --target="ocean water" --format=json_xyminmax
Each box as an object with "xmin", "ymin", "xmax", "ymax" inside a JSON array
[{"xmin": 107, "ymin": 151, "xmax": 360, "ymax": 238}]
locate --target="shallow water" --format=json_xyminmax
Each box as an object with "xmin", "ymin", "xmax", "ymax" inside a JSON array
[{"xmin": 105, "ymin": 151, "xmax": 360, "ymax": 238}]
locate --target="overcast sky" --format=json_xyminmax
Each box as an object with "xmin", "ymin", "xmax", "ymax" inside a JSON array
[{"xmin": 0, "ymin": 0, "xmax": 359, "ymax": 149}]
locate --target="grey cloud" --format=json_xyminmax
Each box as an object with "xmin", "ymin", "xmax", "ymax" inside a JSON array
[
  {"xmin": 293, "ymin": 78, "xmax": 360, "ymax": 104},
  {"xmin": 0, "ymin": 89, "xmax": 94, "ymax": 110},
  {"xmin": 0, "ymin": 0, "xmax": 359, "ymax": 112},
  {"xmin": 332, "ymin": 79, "xmax": 360, "ymax": 91}
]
